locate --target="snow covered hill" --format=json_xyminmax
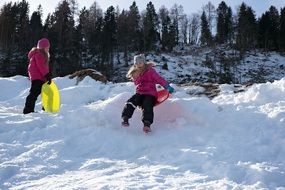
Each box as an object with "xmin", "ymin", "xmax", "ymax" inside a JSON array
[
  {"xmin": 0, "ymin": 76, "xmax": 285, "ymax": 189},
  {"xmin": 113, "ymin": 49, "xmax": 285, "ymax": 85}
]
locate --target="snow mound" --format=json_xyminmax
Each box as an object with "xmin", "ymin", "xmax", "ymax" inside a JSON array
[{"xmin": 0, "ymin": 76, "xmax": 285, "ymax": 189}]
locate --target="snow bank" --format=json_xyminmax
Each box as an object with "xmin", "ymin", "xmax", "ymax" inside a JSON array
[{"xmin": 0, "ymin": 76, "xmax": 285, "ymax": 189}]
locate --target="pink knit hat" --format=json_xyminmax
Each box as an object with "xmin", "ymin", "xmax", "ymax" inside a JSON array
[{"xmin": 37, "ymin": 38, "xmax": 50, "ymax": 49}]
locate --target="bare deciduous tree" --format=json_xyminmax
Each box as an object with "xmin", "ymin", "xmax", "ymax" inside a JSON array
[{"xmin": 189, "ymin": 13, "xmax": 200, "ymax": 45}]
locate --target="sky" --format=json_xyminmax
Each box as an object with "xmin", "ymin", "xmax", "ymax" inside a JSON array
[{"xmin": 1, "ymin": 0, "xmax": 284, "ymax": 19}]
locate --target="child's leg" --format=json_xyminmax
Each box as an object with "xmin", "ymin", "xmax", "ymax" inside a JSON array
[
  {"xmin": 121, "ymin": 94, "xmax": 143, "ymax": 119},
  {"xmin": 141, "ymin": 95, "xmax": 156, "ymax": 126},
  {"xmin": 23, "ymin": 80, "xmax": 44, "ymax": 114}
]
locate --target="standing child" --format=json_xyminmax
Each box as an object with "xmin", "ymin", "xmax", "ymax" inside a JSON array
[
  {"xmin": 23, "ymin": 38, "xmax": 51, "ymax": 114},
  {"xmin": 121, "ymin": 54, "xmax": 174, "ymax": 133}
]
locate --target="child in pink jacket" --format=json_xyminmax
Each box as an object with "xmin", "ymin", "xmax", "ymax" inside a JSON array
[
  {"xmin": 121, "ymin": 54, "xmax": 174, "ymax": 133},
  {"xmin": 23, "ymin": 38, "xmax": 51, "ymax": 114}
]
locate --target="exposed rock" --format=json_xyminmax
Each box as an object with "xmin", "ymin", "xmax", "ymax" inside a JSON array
[
  {"xmin": 69, "ymin": 69, "xmax": 108, "ymax": 84},
  {"xmin": 180, "ymin": 82, "xmax": 250, "ymax": 99},
  {"xmin": 162, "ymin": 63, "xmax": 168, "ymax": 70}
]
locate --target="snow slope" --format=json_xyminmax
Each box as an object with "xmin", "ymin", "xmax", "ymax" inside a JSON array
[
  {"xmin": 0, "ymin": 76, "xmax": 285, "ymax": 189},
  {"xmin": 113, "ymin": 50, "xmax": 285, "ymax": 85}
]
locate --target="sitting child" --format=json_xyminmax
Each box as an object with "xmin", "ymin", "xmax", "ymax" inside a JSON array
[{"xmin": 121, "ymin": 54, "xmax": 174, "ymax": 133}]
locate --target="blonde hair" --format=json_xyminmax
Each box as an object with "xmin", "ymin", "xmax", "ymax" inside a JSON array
[
  {"xmin": 126, "ymin": 62, "xmax": 155, "ymax": 80},
  {"xmin": 30, "ymin": 47, "xmax": 50, "ymax": 65},
  {"xmin": 39, "ymin": 48, "xmax": 50, "ymax": 65}
]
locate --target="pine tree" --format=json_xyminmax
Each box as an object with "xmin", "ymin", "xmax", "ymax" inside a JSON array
[
  {"xmin": 0, "ymin": 2, "xmax": 17, "ymax": 76},
  {"xmin": 258, "ymin": 6, "xmax": 280, "ymax": 50},
  {"xmin": 117, "ymin": 10, "xmax": 129, "ymax": 66},
  {"xmin": 67, "ymin": 0, "xmax": 78, "ymax": 17},
  {"xmin": 280, "ymin": 7, "xmax": 285, "ymax": 51},
  {"xmin": 15, "ymin": 0, "xmax": 30, "ymax": 53},
  {"xmin": 43, "ymin": 14, "xmax": 52, "ymax": 35},
  {"xmin": 203, "ymin": 2, "xmax": 216, "ymax": 35},
  {"xmin": 168, "ymin": 19, "xmax": 177, "ymax": 49},
  {"xmin": 76, "ymin": 7, "xmax": 90, "ymax": 68},
  {"xmin": 169, "ymin": 4, "xmax": 180, "ymax": 45},
  {"xmin": 216, "ymin": 1, "xmax": 227, "ymax": 43},
  {"xmin": 267, "ymin": 6, "xmax": 280, "ymax": 50},
  {"xmin": 30, "ymin": 5, "xmax": 43, "ymax": 48},
  {"xmin": 51, "ymin": 0, "xmax": 78, "ymax": 76},
  {"xmin": 180, "ymin": 14, "xmax": 188, "ymax": 45},
  {"xmin": 0, "ymin": 1, "xmax": 30, "ymax": 75},
  {"xmin": 159, "ymin": 6, "xmax": 169, "ymax": 51},
  {"xmin": 0, "ymin": 2, "xmax": 17, "ymax": 49},
  {"xmin": 216, "ymin": 1, "xmax": 233, "ymax": 44},
  {"xmin": 102, "ymin": 6, "xmax": 117, "ymax": 71},
  {"xmin": 200, "ymin": 11, "xmax": 212, "ymax": 45},
  {"xmin": 128, "ymin": 1, "xmax": 141, "ymax": 51},
  {"xmin": 225, "ymin": 7, "xmax": 233, "ymax": 44},
  {"xmin": 258, "ymin": 12, "xmax": 269, "ymax": 50},
  {"xmin": 236, "ymin": 3, "xmax": 257, "ymax": 52},
  {"xmin": 159, "ymin": 6, "xmax": 176, "ymax": 51},
  {"xmin": 86, "ymin": 1, "xmax": 103, "ymax": 60},
  {"xmin": 142, "ymin": 1, "xmax": 159, "ymax": 51}
]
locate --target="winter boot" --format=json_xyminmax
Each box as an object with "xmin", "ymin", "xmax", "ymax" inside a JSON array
[
  {"xmin": 23, "ymin": 108, "xmax": 34, "ymax": 114},
  {"xmin": 143, "ymin": 121, "xmax": 151, "ymax": 133},
  {"xmin": 122, "ymin": 117, "xmax": 130, "ymax": 127}
]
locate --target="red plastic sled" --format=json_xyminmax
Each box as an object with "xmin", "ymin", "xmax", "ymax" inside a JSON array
[{"xmin": 155, "ymin": 89, "xmax": 170, "ymax": 106}]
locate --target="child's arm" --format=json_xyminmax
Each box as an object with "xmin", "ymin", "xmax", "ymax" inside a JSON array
[
  {"xmin": 35, "ymin": 53, "xmax": 49, "ymax": 79},
  {"xmin": 151, "ymin": 68, "xmax": 174, "ymax": 93},
  {"xmin": 150, "ymin": 68, "xmax": 168, "ymax": 87}
]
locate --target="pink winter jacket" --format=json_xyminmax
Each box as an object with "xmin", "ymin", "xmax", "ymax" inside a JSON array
[
  {"xmin": 27, "ymin": 49, "xmax": 49, "ymax": 81},
  {"xmin": 134, "ymin": 67, "xmax": 168, "ymax": 97}
]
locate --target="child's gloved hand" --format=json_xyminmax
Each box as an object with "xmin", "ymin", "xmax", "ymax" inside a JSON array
[
  {"xmin": 165, "ymin": 84, "xmax": 174, "ymax": 94},
  {"xmin": 45, "ymin": 73, "xmax": 52, "ymax": 85}
]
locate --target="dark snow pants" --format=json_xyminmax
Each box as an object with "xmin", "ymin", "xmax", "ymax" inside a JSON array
[
  {"xmin": 23, "ymin": 80, "xmax": 45, "ymax": 114},
  {"xmin": 122, "ymin": 93, "xmax": 156, "ymax": 125}
]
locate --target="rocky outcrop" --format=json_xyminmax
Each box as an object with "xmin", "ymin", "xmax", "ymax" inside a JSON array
[{"xmin": 69, "ymin": 69, "xmax": 108, "ymax": 84}]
